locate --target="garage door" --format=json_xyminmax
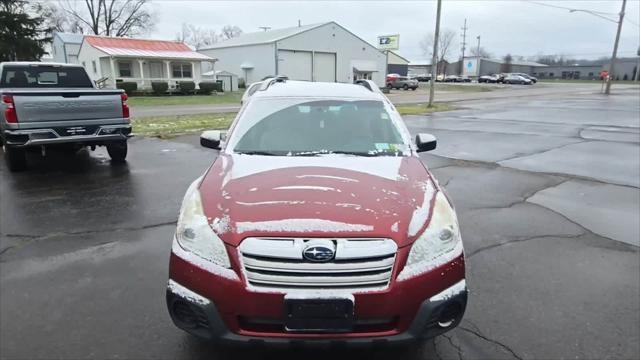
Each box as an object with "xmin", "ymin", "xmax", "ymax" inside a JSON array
[
  {"xmin": 314, "ymin": 52, "xmax": 336, "ymax": 82},
  {"xmin": 278, "ymin": 50, "xmax": 312, "ymax": 81}
]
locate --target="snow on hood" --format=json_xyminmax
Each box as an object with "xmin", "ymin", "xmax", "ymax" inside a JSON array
[{"xmin": 198, "ymin": 154, "xmax": 437, "ymax": 247}]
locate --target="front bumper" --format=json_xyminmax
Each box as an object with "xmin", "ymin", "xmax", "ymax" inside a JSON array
[
  {"xmin": 166, "ymin": 279, "xmax": 467, "ymax": 346},
  {"xmin": 2, "ymin": 125, "xmax": 131, "ymax": 147},
  {"xmin": 166, "ymin": 243, "xmax": 467, "ymax": 345}
]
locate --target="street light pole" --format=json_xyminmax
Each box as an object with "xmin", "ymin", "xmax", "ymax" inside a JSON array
[
  {"xmin": 604, "ymin": 0, "xmax": 627, "ymax": 95},
  {"xmin": 428, "ymin": 0, "xmax": 442, "ymax": 108}
]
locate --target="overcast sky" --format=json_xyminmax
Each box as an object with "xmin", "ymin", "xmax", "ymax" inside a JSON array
[{"xmin": 151, "ymin": 0, "xmax": 640, "ymax": 62}]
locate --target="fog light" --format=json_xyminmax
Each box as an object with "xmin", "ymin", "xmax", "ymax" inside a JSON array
[{"xmin": 437, "ymin": 303, "xmax": 462, "ymax": 328}]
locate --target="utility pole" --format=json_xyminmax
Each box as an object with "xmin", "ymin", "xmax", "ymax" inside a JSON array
[
  {"xmin": 460, "ymin": 18, "xmax": 468, "ymax": 75},
  {"xmin": 428, "ymin": 0, "xmax": 442, "ymax": 108},
  {"xmin": 604, "ymin": 0, "xmax": 626, "ymax": 95},
  {"xmin": 635, "ymin": 46, "xmax": 640, "ymax": 82},
  {"xmin": 476, "ymin": 35, "xmax": 481, "ymax": 77}
]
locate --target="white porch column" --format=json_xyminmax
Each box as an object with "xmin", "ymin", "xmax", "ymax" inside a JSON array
[
  {"xmin": 109, "ymin": 57, "xmax": 116, "ymax": 88},
  {"xmin": 164, "ymin": 60, "xmax": 171, "ymax": 80},
  {"xmin": 191, "ymin": 61, "xmax": 197, "ymax": 82},
  {"xmin": 138, "ymin": 59, "xmax": 145, "ymax": 89}
]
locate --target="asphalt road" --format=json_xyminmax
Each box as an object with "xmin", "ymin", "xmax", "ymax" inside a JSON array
[
  {"xmin": 129, "ymin": 82, "xmax": 621, "ymax": 118},
  {"xmin": 1, "ymin": 87, "xmax": 639, "ymax": 360}
]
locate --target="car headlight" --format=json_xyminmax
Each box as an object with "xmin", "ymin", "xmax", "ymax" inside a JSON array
[
  {"xmin": 175, "ymin": 178, "xmax": 231, "ymax": 268},
  {"xmin": 398, "ymin": 191, "xmax": 463, "ymax": 281}
]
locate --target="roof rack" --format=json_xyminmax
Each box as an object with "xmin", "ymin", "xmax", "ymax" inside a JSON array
[
  {"xmin": 355, "ymin": 79, "xmax": 384, "ymax": 94},
  {"xmin": 260, "ymin": 75, "xmax": 289, "ymax": 91}
]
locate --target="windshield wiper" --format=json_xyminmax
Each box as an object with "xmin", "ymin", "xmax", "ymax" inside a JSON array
[
  {"xmin": 235, "ymin": 150, "xmax": 280, "ymax": 156},
  {"xmin": 326, "ymin": 150, "xmax": 378, "ymax": 157}
]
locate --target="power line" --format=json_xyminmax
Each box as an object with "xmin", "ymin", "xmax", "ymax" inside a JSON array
[{"xmin": 522, "ymin": 0, "xmax": 618, "ymax": 16}]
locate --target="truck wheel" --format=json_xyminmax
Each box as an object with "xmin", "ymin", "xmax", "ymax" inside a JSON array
[
  {"xmin": 3, "ymin": 145, "xmax": 27, "ymax": 172},
  {"xmin": 107, "ymin": 141, "xmax": 128, "ymax": 163}
]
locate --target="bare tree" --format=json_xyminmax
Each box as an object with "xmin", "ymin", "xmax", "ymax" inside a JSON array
[
  {"xmin": 58, "ymin": 0, "xmax": 154, "ymax": 37},
  {"xmin": 470, "ymin": 46, "xmax": 491, "ymax": 58},
  {"xmin": 420, "ymin": 29, "xmax": 456, "ymax": 74},
  {"xmin": 176, "ymin": 23, "xmax": 218, "ymax": 50},
  {"xmin": 38, "ymin": 1, "xmax": 83, "ymax": 33},
  {"xmin": 501, "ymin": 54, "xmax": 513, "ymax": 73},
  {"xmin": 220, "ymin": 25, "xmax": 242, "ymax": 40}
]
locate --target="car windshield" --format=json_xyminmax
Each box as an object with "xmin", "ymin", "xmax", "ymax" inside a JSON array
[{"xmin": 228, "ymin": 98, "xmax": 409, "ymax": 156}]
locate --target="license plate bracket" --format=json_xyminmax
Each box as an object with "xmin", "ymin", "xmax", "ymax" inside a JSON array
[{"xmin": 284, "ymin": 297, "xmax": 354, "ymax": 332}]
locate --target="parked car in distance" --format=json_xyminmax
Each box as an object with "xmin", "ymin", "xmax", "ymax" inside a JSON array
[
  {"xmin": 460, "ymin": 76, "xmax": 472, "ymax": 83},
  {"xmin": 478, "ymin": 74, "xmax": 498, "ymax": 83},
  {"xmin": 512, "ymin": 73, "xmax": 538, "ymax": 83},
  {"xmin": 387, "ymin": 76, "xmax": 419, "ymax": 90},
  {"xmin": 495, "ymin": 73, "xmax": 507, "ymax": 83},
  {"xmin": 503, "ymin": 74, "xmax": 533, "ymax": 85},
  {"xmin": 0, "ymin": 62, "xmax": 131, "ymax": 171},
  {"xmin": 444, "ymin": 75, "xmax": 462, "ymax": 82},
  {"xmin": 415, "ymin": 74, "xmax": 432, "ymax": 82},
  {"xmin": 167, "ymin": 78, "xmax": 467, "ymax": 347},
  {"xmin": 435, "ymin": 74, "xmax": 446, "ymax": 82}
]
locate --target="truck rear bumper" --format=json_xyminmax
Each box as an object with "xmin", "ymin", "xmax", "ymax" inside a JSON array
[{"xmin": 2, "ymin": 125, "xmax": 131, "ymax": 146}]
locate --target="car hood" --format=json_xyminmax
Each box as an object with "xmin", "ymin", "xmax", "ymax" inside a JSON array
[{"xmin": 198, "ymin": 154, "xmax": 438, "ymax": 247}]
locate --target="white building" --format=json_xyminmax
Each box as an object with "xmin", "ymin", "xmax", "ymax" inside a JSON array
[
  {"xmin": 51, "ymin": 32, "xmax": 84, "ymax": 64},
  {"xmin": 202, "ymin": 70, "xmax": 239, "ymax": 91},
  {"xmin": 198, "ymin": 22, "xmax": 387, "ymax": 87},
  {"xmin": 77, "ymin": 35, "xmax": 216, "ymax": 90}
]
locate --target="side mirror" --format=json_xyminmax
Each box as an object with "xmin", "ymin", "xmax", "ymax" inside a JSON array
[
  {"xmin": 416, "ymin": 133, "xmax": 437, "ymax": 153},
  {"xmin": 200, "ymin": 130, "xmax": 222, "ymax": 150}
]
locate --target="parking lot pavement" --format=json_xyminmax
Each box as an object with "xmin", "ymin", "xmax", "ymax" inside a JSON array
[
  {"xmin": 1, "ymin": 89, "xmax": 639, "ymax": 359},
  {"xmin": 129, "ymin": 82, "xmax": 636, "ymax": 118}
]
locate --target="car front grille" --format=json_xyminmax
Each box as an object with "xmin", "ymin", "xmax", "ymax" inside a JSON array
[{"xmin": 238, "ymin": 237, "xmax": 398, "ymax": 292}]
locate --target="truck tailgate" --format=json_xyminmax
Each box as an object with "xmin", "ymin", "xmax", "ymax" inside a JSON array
[{"xmin": 12, "ymin": 91, "xmax": 123, "ymax": 123}]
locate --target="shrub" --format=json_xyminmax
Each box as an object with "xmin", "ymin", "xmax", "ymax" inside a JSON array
[
  {"xmin": 116, "ymin": 81, "xmax": 137, "ymax": 96},
  {"xmin": 151, "ymin": 82, "xmax": 168, "ymax": 95},
  {"xmin": 198, "ymin": 82, "xmax": 216, "ymax": 95},
  {"xmin": 177, "ymin": 81, "xmax": 196, "ymax": 94}
]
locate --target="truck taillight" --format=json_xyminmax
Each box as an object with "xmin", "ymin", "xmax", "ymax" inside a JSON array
[
  {"xmin": 2, "ymin": 94, "xmax": 17, "ymax": 123},
  {"xmin": 121, "ymin": 93, "xmax": 130, "ymax": 120}
]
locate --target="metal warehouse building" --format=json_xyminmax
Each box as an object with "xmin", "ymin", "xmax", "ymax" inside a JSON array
[
  {"xmin": 383, "ymin": 50, "xmax": 410, "ymax": 76},
  {"xmin": 198, "ymin": 22, "xmax": 387, "ymax": 87}
]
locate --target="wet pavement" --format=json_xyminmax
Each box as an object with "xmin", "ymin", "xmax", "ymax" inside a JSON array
[{"xmin": 1, "ymin": 87, "xmax": 639, "ymax": 359}]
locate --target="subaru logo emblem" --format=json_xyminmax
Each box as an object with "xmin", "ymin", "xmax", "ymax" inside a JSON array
[{"xmin": 303, "ymin": 241, "xmax": 335, "ymax": 262}]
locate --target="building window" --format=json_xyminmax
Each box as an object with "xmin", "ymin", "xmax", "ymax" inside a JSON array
[
  {"xmin": 172, "ymin": 63, "xmax": 192, "ymax": 78},
  {"xmin": 92, "ymin": 61, "xmax": 97, "ymax": 74},
  {"xmin": 118, "ymin": 62, "xmax": 132, "ymax": 77},
  {"xmin": 588, "ymin": 72, "xmax": 594, "ymax": 77},
  {"xmin": 549, "ymin": 72, "xmax": 554, "ymax": 77}
]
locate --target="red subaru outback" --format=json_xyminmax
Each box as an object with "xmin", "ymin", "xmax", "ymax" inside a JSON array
[{"xmin": 166, "ymin": 79, "xmax": 467, "ymax": 346}]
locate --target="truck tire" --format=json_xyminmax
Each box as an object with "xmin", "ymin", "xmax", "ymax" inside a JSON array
[
  {"xmin": 3, "ymin": 145, "xmax": 27, "ymax": 172},
  {"xmin": 107, "ymin": 141, "xmax": 128, "ymax": 163}
]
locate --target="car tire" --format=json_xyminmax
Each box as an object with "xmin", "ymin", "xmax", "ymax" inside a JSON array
[
  {"xmin": 387, "ymin": 83, "xmax": 393, "ymax": 89},
  {"xmin": 3, "ymin": 144, "xmax": 27, "ymax": 172},
  {"xmin": 411, "ymin": 87, "xmax": 417, "ymax": 91},
  {"xmin": 403, "ymin": 84, "xmax": 409, "ymax": 90},
  {"xmin": 107, "ymin": 141, "xmax": 128, "ymax": 163}
]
